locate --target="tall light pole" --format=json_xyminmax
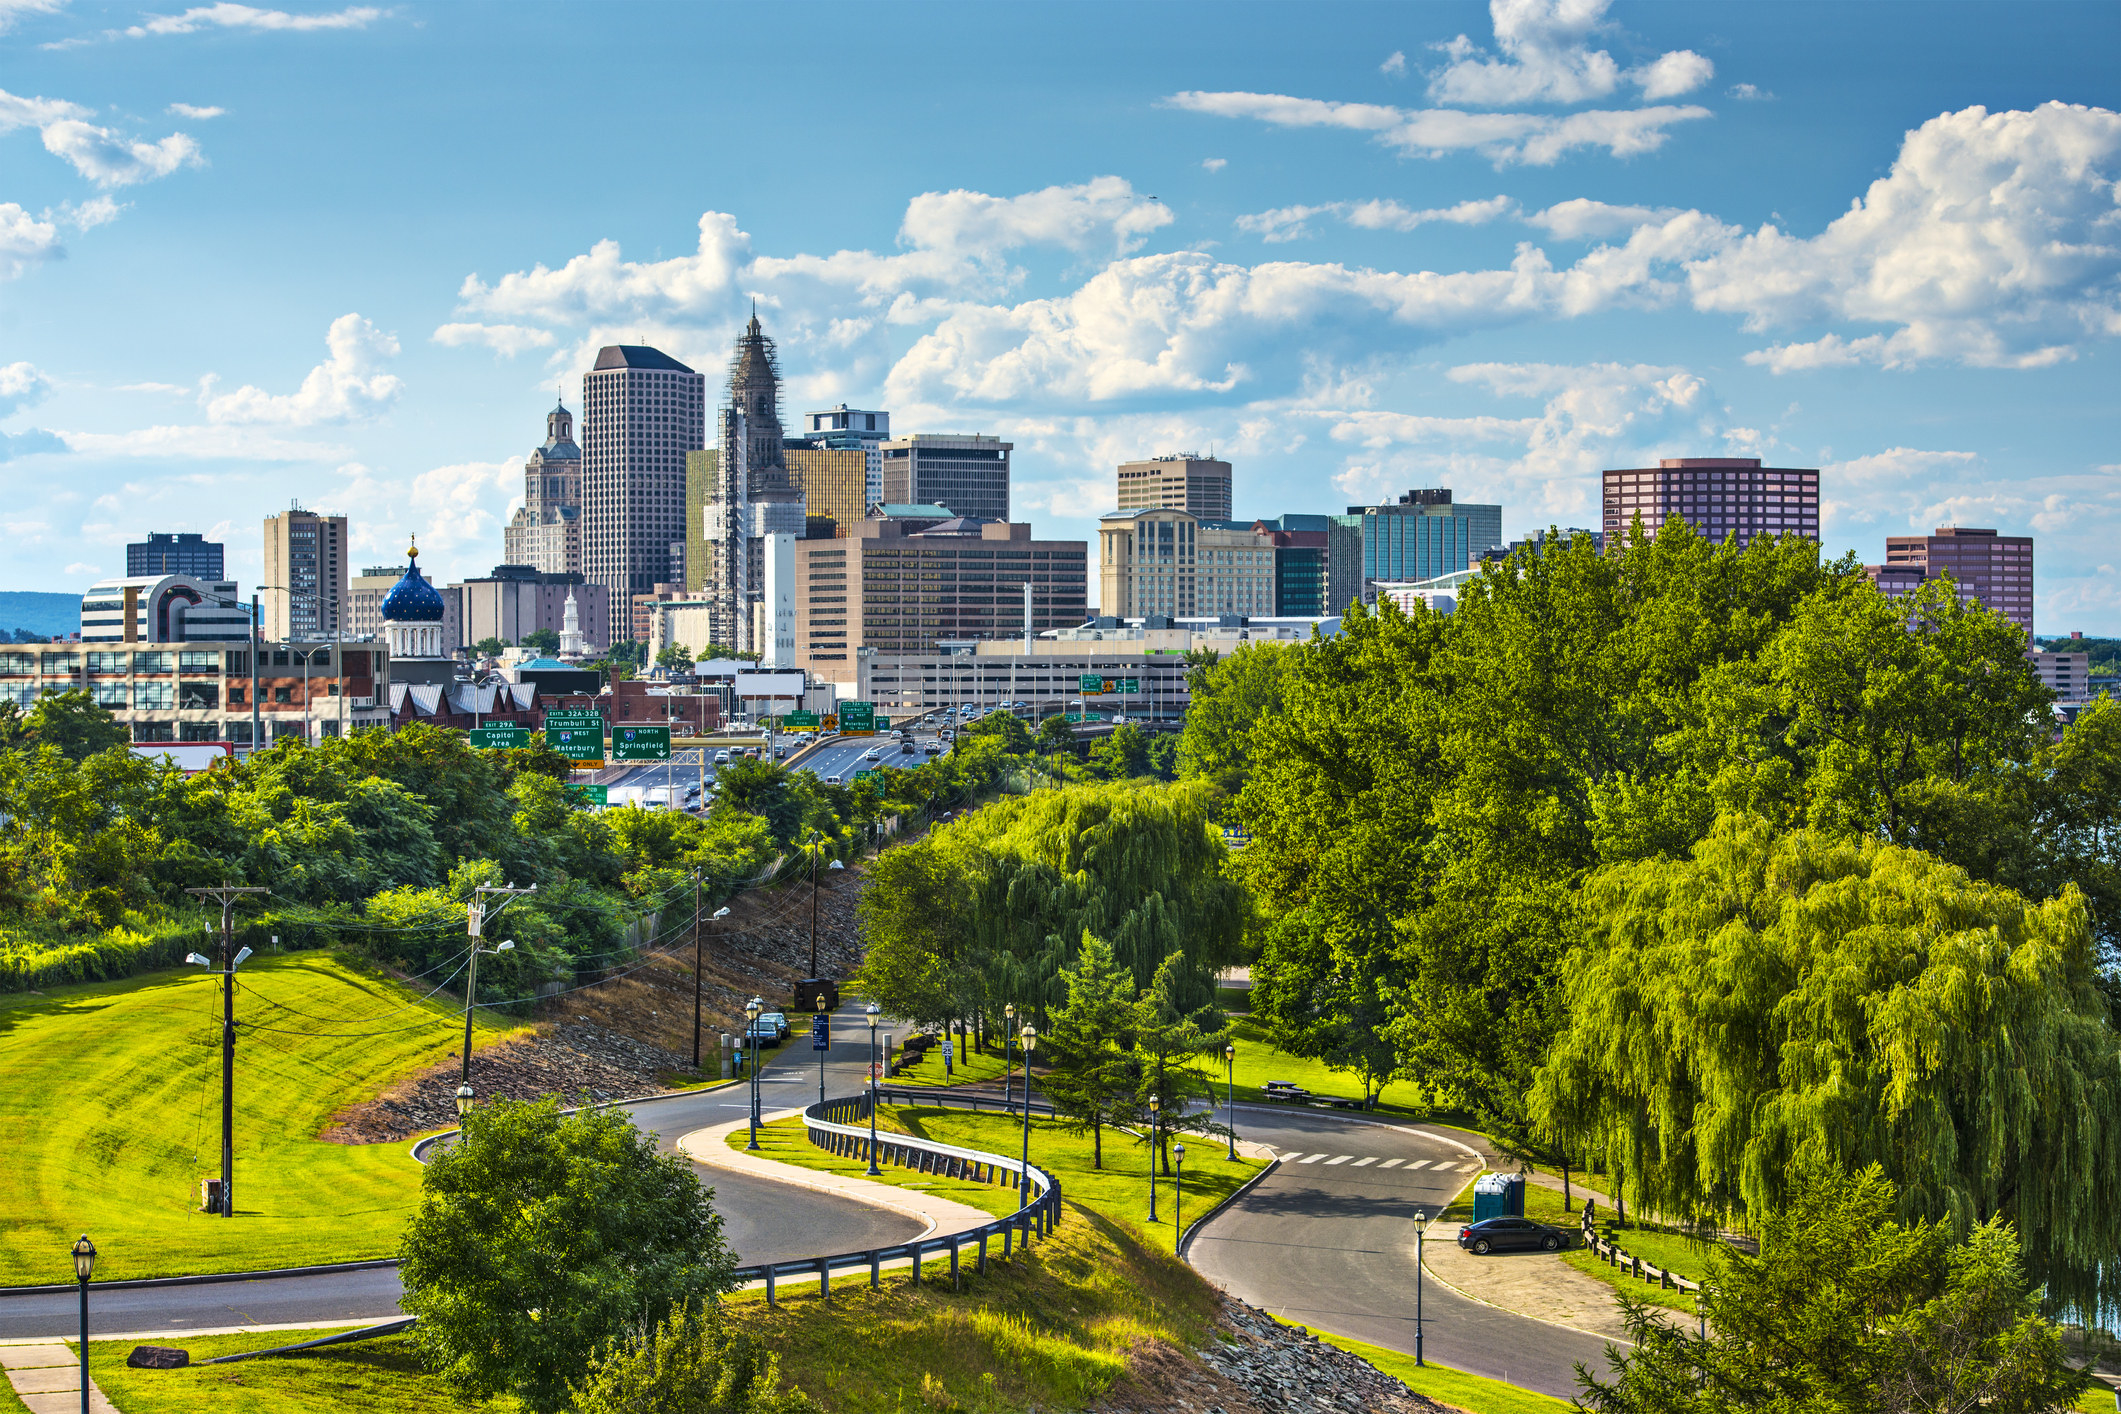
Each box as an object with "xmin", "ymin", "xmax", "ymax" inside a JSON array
[
  {"xmin": 1017, "ymin": 1024, "xmax": 1037, "ymax": 1205},
  {"xmin": 185, "ymin": 884, "xmax": 267, "ymax": 1217},
  {"xmin": 744, "ymin": 996, "xmax": 763, "ymax": 1150},
  {"xmin": 1003, "ymin": 1002, "xmax": 1017, "ymax": 1109},
  {"xmin": 1147, "ymin": 1092, "xmax": 1161, "ymax": 1222},
  {"xmin": 865, "ymin": 1004, "xmax": 882, "ymax": 1176},
  {"xmin": 806, "ymin": 832, "xmax": 845, "ymax": 980},
  {"xmin": 815, "ymin": 996, "xmax": 830, "ymax": 1107},
  {"xmin": 1412, "ymin": 1207, "xmax": 1430, "ymax": 1367},
  {"xmin": 1173, "ymin": 1142, "xmax": 1186, "ymax": 1237},
  {"xmin": 1224, "ymin": 1042, "xmax": 1238, "ymax": 1161},
  {"xmin": 692, "ymin": 899, "xmax": 729, "ymax": 1072},
  {"xmin": 71, "ymin": 1235, "xmax": 94, "ymax": 1414}
]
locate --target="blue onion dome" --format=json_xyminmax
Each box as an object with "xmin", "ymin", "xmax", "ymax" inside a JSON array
[{"xmin": 380, "ymin": 540, "xmax": 445, "ymax": 623}]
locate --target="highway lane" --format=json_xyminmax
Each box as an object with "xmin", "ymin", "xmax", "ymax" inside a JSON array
[
  {"xmin": 1190, "ymin": 1107, "xmax": 1617, "ymax": 1401},
  {"xmin": 0, "ymin": 998, "xmax": 921, "ymax": 1340}
]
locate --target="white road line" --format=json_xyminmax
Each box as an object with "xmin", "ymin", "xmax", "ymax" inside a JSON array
[
  {"xmin": 1459, "ymin": 1162, "xmax": 1482, "ymax": 1173},
  {"xmin": 1324, "ymin": 1155, "xmax": 1353, "ymax": 1165},
  {"xmin": 1406, "ymin": 1159, "xmax": 1432, "ymax": 1170},
  {"xmin": 1297, "ymin": 1153, "xmax": 1327, "ymax": 1163},
  {"xmin": 1350, "ymin": 1157, "xmax": 1377, "ymax": 1167},
  {"xmin": 1377, "ymin": 1158, "xmax": 1402, "ymax": 1169}
]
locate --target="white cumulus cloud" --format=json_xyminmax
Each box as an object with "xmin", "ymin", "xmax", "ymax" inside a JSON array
[
  {"xmin": 0, "ymin": 86, "xmax": 86, "ymax": 132},
  {"xmin": 204, "ymin": 313, "xmax": 402, "ymax": 425},
  {"xmin": 0, "ymin": 203, "xmax": 63, "ymax": 280},
  {"xmin": 1237, "ymin": 195, "xmax": 1515, "ymax": 242},
  {"xmin": 1381, "ymin": 50, "xmax": 1407, "ymax": 77},
  {"xmin": 0, "ymin": 0, "xmax": 67, "ymax": 34},
  {"xmin": 41, "ymin": 119, "xmax": 202, "ymax": 187},
  {"xmin": 167, "ymin": 102, "xmax": 225, "ymax": 118},
  {"xmin": 122, "ymin": 3, "xmax": 382, "ymax": 37},
  {"xmin": 1697, "ymin": 101, "xmax": 2121, "ymax": 370},
  {"xmin": 1524, "ymin": 197, "xmax": 1687, "ymax": 239},
  {"xmin": 1201, "ymin": 157, "xmax": 1227, "ymax": 172},
  {"xmin": 1426, "ymin": 0, "xmax": 1712, "ymax": 106},
  {"xmin": 0, "ymin": 361, "xmax": 52, "ymax": 416}
]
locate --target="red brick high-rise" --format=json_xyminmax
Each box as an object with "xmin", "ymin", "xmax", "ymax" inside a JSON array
[{"xmin": 1601, "ymin": 457, "xmax": 1820, "ymax": 548}]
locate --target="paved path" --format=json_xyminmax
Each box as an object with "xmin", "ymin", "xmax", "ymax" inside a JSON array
[
  {"xmin": 0, "ymin": 1341, "xmax": 115, "ymax": 1413},
  {"xmin": 1187, "ymin": 1106, "xmax": 1620, "ymax": 1401}
]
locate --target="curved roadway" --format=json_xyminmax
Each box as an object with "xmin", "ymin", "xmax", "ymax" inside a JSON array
[{"xmin": 1190, "ymin": 1106, "xmax": 1615, "ymax": 1400}]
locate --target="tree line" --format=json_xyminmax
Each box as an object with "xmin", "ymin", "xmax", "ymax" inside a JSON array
[{"xmin": 1182, "ymin": 521, "xmax": 2121, "ymax": 1319}]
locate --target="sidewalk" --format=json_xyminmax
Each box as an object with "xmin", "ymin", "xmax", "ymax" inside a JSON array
[
  {"xmin": 675, "ymin": 1108, "xmax": 998, "ymax": 1242},
  {"xmin": 0, "ymin": 1342, "xmax": 117, "ymax": 1414},
  {"xmin": 1419, "ymin": 1227, "xmax": 1635, "ymax": 1344}
]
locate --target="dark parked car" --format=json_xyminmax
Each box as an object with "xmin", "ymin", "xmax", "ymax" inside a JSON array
[{"xmin": 1457, "ymin": 1216, "xmax": 1569, "ymax": 1255}]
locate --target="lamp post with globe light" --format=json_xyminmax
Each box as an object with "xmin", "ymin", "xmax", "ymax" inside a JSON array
[
  {"xmin": 865, "ymin": 1003, "xmax": 882, "ymax": 1176},
  {"xmin": 1017, "ymin": 1024, "xmax": 1037, "ymax": 1205},
  {"xmin": 744, "ymin": 997, "xmax": 764, "ymax": 1150},
  {"xmin": 1224, "ymin": 1041, "xmax": 1237, "ymax": 1160},
  {"xmin": 454, "ymin": 1084, "xmax": 473, "ymax": 1118},
  {"xmin": 1147, "ymin": 1093, "xmax": 1161, "ymax": 1221},
  {"xmin": 1173, "ymin": 1142, "xmax": 1186, "ymax": 1237},
  {"xmin": 1003, "ymin": 1002, "xmax": 1017, "ymax": 1109},
  {"xmin": 1413, "ymin": 1207, "xmax": 1431, "ymax": 1366},
  {"xmin": 71, "ymin": 1235, "xmax": 95, "ymax": 1414}
]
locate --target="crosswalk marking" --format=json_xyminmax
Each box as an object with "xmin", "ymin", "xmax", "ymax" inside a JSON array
[
  {"xmin": 1377, "ymin": 1158, "xmax": 1402, "ymax": 1169},
  {"xmin": 1324, "ymin": 1155, "xmax": 1352, "ymax": 1165},
  {"xmin": 1351, "ymin": 1157, "xmax": 1377, "ymax": 1167},
  {"xmin": 1406, "ymin": 1159, "xmax": 1431, "ymax": 1170},
  {"xmin": 1297, "ymin": 1153, "xmax": 1326, "ymax": 1163},
  {"xmin": 1459, "ymin": 1162, "xmax": 1482, "ymax": 1173}
]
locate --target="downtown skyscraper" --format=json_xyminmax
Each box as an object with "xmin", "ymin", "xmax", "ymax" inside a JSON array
[{"xmin": 582, "ymin": 345, "xmax": 706, "ymax": 606}]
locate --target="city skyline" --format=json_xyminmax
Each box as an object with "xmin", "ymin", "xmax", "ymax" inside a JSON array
[{"xmin": 1, "ymin": 2, "xmax": 2117, "ymax": 627}]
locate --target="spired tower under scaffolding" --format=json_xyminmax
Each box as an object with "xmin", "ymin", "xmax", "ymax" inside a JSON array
[{"xmin": 694, "ymin": 309, "xmax": 805, "ymax": 655}]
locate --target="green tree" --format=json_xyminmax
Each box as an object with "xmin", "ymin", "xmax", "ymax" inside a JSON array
[
  {"xmin": 1177, "ymin": 641, "xmax": 1292, "ymax": 796},
  {"xmin": 569, "ymin": 1300, "xmax": 813, "ymax": 1414},
  {"xmin": 1576, "ymin": 1165, "xmax": 2090, "ymax": 1414},
  {"xmin": 1035, "ymin": 713, "xmax": 1076, "ymax": 755},
  {"xmin": 852, "ymin": 838, "xmax": 978, "ymax": 1036},
  {"xmin": 473, "ymin": 636, "xmax": 507, "ymax": 657},
  {"xmin": 963, "ymin": 709, "xmax": 1033, "ymax": 754},
  {"xmin": 1535, "ymin": 814, "xmax": 2121, "ymax": 1313},
  {"xmin": 1041, "ymin": 932, "xmax": 1139, "ymax": 1168},
  {"xmin": 520, "ymin": 628, "xmax": 561, "ymax": 655},
  {"xmin": 0, "ymin": 690, "xmax": 129, "ymax": 761},
  {"xmin": 657, "ymin": 643, "xmax": 695, "ymax": 673},
  {"xmin": 711, "ymin": 759, "xmax": 803, "ymax": 845},
  {"xmin": 1130, "ymin": 949, "xmax": 1226, "ymax": 1173},
  {"xmin": 1084, "ymin": 723, "xmax": 1152, "ymax": 781},
  {"xmin": 399, "ymin": 1097, "xmax": 738, "ymax": 1412}
]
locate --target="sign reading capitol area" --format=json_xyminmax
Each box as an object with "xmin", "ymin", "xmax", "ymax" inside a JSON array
[
  {"xmin": 612, "ymin": 726, "xmax": 671, "ymax": 762},
  {"xmin": 838, "ymin": 701, "xmax": 876, "ymax": 736},
  {"xmin": 469, "ymin": 724, "xmax": 530, "ymax": 749}
]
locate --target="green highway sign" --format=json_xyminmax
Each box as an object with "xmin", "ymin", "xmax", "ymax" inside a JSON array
[
  {"xmin": 567, "ymin": 783, "xmax": 610, "ymax": 806},
  {"xmin": 876, "ymin": 716, "xmax": 890, "ymax": 730},
  {"xmin": 839, "ymin": 700, "xmax": 876, "ymax": 734},
  {"xmin": 612, "ymin": 725, "xmax": 671, "ymax": 762},
  {"xmin": 1121, "ymin": 678, "xmax": 1140, "ymax": 694},
  {"xmin": 1078, "ymin": 674, "xmax": 1102, "ymax": 693},
  {"xmin": 852, "ymin": 768, "xmax": 875, "ymax": 782},
  {"xmin": 548, "ymin": 726, "xmax": 606, "ymax": 761},
  {"xmin": 784, "ymin": 710, "xmax": 820, "ymax": 731},
  {"xmin": 469, "ymin": 724, "xmax": 529, "ymax": 749},
  {"xmin": 543, "ymin": 709, "xmax": 602, "ymax": 728}
]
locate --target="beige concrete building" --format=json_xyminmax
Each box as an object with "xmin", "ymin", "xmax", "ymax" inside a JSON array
[
  {"xmin": 880, "ymin": 434, "xmax": 1012, "ymax": 522},
  {"xmin": 793, "ymin": 516, "xmax": 1089, "ymax": 678},
  {"xmin": 261, "ymin": 505, "xmax": 349, "ymax": 641},
  {"xmin": 1098, "ymin": 508, "xmax": 1276, "ymax": 620},
  {"xmin": 1868, "ymin": 526, "xmax": 2035, "ymax": 640},
  {"xmin": 452, "ymin": 567, "xmax": 609, "ymax": 653},
  {"xmin": 1116, "ymin": 454, "xmax": 1232, "ymax": 521},
  {"xmin": 503, "ymin": 399, "xmax": 584, "ymax": 575}
]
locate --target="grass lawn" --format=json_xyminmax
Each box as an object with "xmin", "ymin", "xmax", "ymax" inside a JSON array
[
  {"xmin": 0, "ymin": 952, "xmax": 530, "ymax": 1285},
  {"xmin": 85, "ymin": 1327, "xmax": 521, "ymax": 1414},
  {"xmin": 726, "ymin": 1115, "xmax": 1021, "ymax": 1223},
  {"xmin": 1222, "ymin": 1012, "xmax": 1479, "ymax": 1127},
  {"xmin": 1304, "ymin": 1327, "xmax": 1574, "ymax": 1414},
  {"xmin": 886, "ymin": 1038, "xmax": 1014, "ymax": 1089}
]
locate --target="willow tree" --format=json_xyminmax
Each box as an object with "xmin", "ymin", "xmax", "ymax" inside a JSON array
[{"xmin": 1534, "ymin": 813, "xmax": 2121, "ymax": 1316}]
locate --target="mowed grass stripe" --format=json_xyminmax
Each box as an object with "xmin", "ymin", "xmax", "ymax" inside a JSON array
[{"xmin": 0, "ymin": 952, "xmax": 529, "ymax": 1285}]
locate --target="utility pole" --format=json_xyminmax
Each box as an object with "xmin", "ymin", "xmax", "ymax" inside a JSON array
[
  {"xmin": 462, "ymin": 883, "xmax": 536, "ymax": 1091},
  {"xmin": 692, "ymin": 873, "xmax": 729, "ymax": 1072},
  {"xmin": 185, "ymin": 885, "xmax": 267, "ymax": 1217},
  {"xmin": 249, "ymin": 593, "xmax": 262, "ymax": 756}
]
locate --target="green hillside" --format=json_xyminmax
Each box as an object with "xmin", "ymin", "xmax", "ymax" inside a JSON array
[{"xmin": 0, "ymin": 951, "xmax": 527, "ymax": 1285}]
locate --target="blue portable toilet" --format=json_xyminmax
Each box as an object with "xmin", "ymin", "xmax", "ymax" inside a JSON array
[{"xmin": 1471, "ymin": 1172, "xmax": 1526, "ymax": 1222}]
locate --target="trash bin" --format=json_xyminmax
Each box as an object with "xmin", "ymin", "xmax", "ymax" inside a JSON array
[{"xmin": 1471, "ymin": 1172, "xmax": 1525, "ymax": 1223}]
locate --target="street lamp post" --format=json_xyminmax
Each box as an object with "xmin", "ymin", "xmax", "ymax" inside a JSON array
[
  {"xmin": 806, "ymin": 832, "xmax": 845, "ymax": 980},
  {"xmin": 184, "ymin": 884, "xmax": 267, "ymax": 1218},
  {"xmin": 71, "ymin": 1235, "xmax": 94, "ymax": 1414},
  {"xmin": 460, "ymin": 939, "xmax": 514, "ymax": 1088},
  {"xmin": 1017, "ymin": 1024, "xmax": 1038, "ymax": 1206},
  {"xmin": 1003, "ymin": 1002, "xmax": 1017, "ymax": 1110},
  {"xmin": 1147, "ymin": 1092, "xmax": 1161, "ymax": 1222},
  {"xmin": 1412, "ymin": 1207, "xmax": 1431, "ymax": 1367},
  {"xmin": 744, "ymin": 997, "xmax": 763, "ymax": 1150},
  {"xmin": 1224, "ymin": 1042, "xmax": 1238, "ymax": 1161},
  {"xmin": 865, "ymin": 1004, "xmax": 882, "ymax": 1176},
  {"xmin": 693, "ymin": 903, "xmax": 730, "ymax": 1072},
  {"xmin": 815, "ymin": 997, "xmax": 829, "ymax": 1107},
  {"xmin": 1173, "ymin": 1142, "xmax": 1186, "ymax": 1237}
]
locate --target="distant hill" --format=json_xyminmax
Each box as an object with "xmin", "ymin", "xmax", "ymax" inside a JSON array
[{"xmin": 0, "ymin": 591, "xmax": 82, "ymax": 639}]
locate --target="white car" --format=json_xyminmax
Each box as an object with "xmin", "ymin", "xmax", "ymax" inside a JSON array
[
  {"xmin": 863, "ymin": 747, "xmax": 882, "ymax": 760},
  {"xmin": 714, "ymin": 749, "xmax": 731, "ymax": 765},
  {"xmin": 823, "ymin": 773, "xmax": 843, "ymax": 785}
]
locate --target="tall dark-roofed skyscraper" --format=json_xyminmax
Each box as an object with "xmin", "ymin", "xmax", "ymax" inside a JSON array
[
  {"xmin": 582, "ymin": 345, "xmax": 706, "ymax": 610},
  {"xmin": 127, "ymin": 531, "xmax": 224, "ymax": 580}
]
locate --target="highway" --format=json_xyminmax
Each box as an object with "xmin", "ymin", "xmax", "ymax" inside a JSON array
[
  {"xmin": 1188, "ymin": 1106, "xmax": 1617, "ymax": 1400},
  {"xmin": 596, "ymin": 708, "xmax": 957, "ymax": 804}
]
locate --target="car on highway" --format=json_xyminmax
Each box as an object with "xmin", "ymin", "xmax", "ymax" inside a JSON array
[
  {"xmin": 823, "ymin": 773, "xmax": 842, "ymax": 785},
  {"xmin": 900, "ymin": 739, "xmax": 916, "ymax": 754},
  {"xmin": 863, "ymin": 747, "xmax": 882, "ymax": 760},
  {"xmin": 714, "ymin": 749, "xmax": 731, "ymax": 765},
  {"xmin": 1457, "ymin": 1216, "xmax": 1569, "ymax": 1255},
  {"xmin": 922, "ymin": 744, "xmax": 940, "ymax": 757}
]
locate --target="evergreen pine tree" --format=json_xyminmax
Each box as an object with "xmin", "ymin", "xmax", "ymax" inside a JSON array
[{"xmin": 1041, "ymin": 932, "xmax": 1138, "ymax": 1168}]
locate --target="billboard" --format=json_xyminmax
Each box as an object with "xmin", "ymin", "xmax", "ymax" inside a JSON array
[{"xmin": 733, "ymin": 672, "xmax": 807, "ymax": 700}]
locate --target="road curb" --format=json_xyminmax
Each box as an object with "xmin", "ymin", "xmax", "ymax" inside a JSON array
[
  {"xmin": 1176, "ymin": 1152, "xmax": 1283, "ymax": 1262},
  {"xmin": 1416, "ymin": 1232, "xmax": 1637, "ymax": 1350},
  {"xmin": 0, "ymin": 1257, "xmax": 402, "ymax": 1298}
]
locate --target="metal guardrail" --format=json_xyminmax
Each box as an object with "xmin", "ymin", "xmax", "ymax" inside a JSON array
[{"xmin": 725, "ymin": 1093, "xmax": 1063, "ymax": 1306}]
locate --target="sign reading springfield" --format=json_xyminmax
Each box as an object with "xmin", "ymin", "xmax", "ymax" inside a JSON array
[
  {"xmin": 468, "ymin": 724, "xmax": 528, "ymax": 750},
  {"xmin": 839, "ymin": 700, "xmax": 876, "ymax": 735},
  {"xmin": 612, "ymin": 726, "xmax": 671, "ymax": 762}
]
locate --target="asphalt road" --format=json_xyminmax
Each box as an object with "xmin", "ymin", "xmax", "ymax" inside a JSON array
[
  {"xmin": 0, "ymin": 998, "xmax": 919, "ymax": 1341},
  {"xmin": 1190, "ymin": 1106, "xmax": 1618, "ymax": 1401}
]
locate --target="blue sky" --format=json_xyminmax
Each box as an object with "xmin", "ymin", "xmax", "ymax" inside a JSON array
[{"xmin": 2, "ymin": 0, "xmax": 2117, "ymax": 630}]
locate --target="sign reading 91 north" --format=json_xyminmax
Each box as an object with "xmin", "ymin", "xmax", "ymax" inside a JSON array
[{"xmin": 612, "ymin": 725, "xmax": 672, "ymax": 762}]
